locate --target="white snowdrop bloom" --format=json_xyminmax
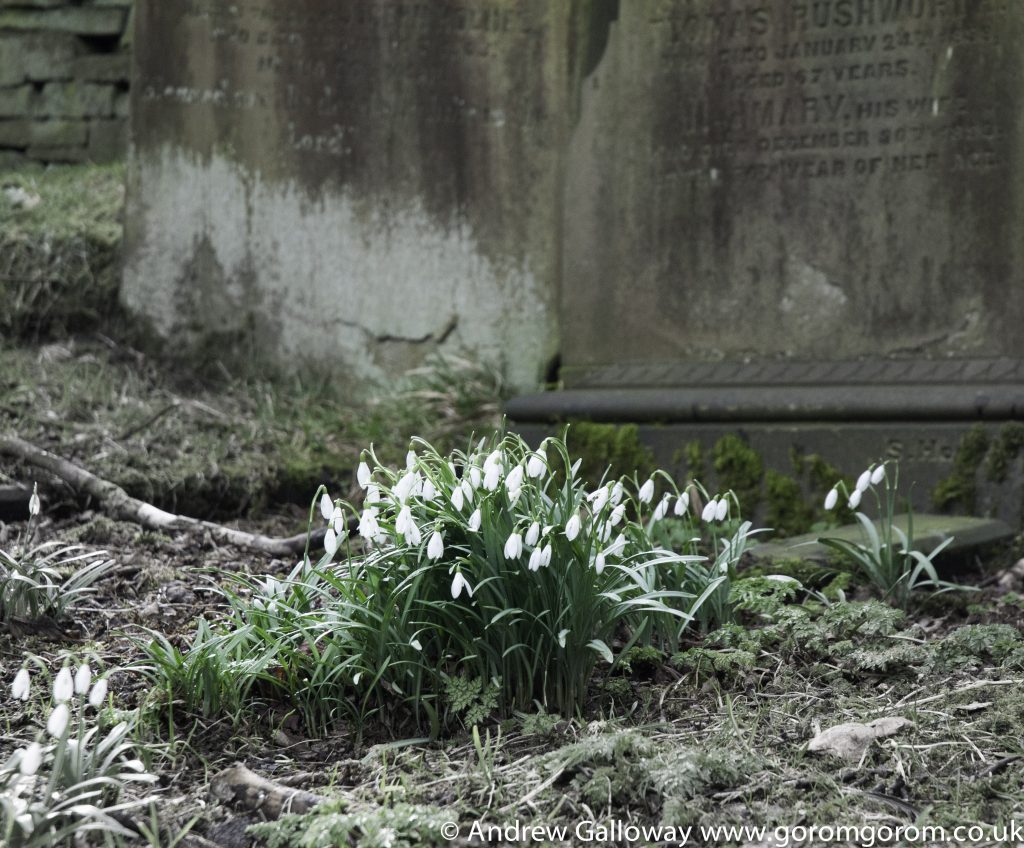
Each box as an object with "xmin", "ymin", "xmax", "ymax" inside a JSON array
[
  {"xmin": 483, "ymin": 464, "xmax": 501, "ymax": 492},
  {"xmin": 484, "ymin": 450, "xmax": 502, "ymax": 471},
  {"xmin": 565, "ymin": 513, "xmax": 581, "ymax": 542},
  {"xmin": 557, "ymin": 629, "xmax": 570, "ymax": 648},
  {"xmin": 598, "ymin": 521, "xmax": 611, "ymax": 543},
  {"xmin": 461, "ymin": 479, "xmax": 474, "ymax": 504},
  {"xmin": 504, "ymin": 532, "xmax": 523, "ymax": 560},
  {"xmin": 589, "ymin": 486, "xmax": 610, "ymax": 515},
  {"xmin": 331, "ymin": 506, "xmax": 343, "ymax": 528},
  {"xmin": 427, "ymin": 531, "xmax": 444, "ymax": 561},
  {"xmin": 871, "ymin": 464, "xmax": 886, "ymax": 485},
  {"xmin": 12, "ymin": 668, "xmax": 29, "ymax": 701},
  {"xmin": 653, "ymin": 495, "xmax": 670, "ymax": 521},
  {"xmin": 18, "ymin": 742, "xmax": 41, "ymax": 776},
  {"xmin": 594, "ymin": 551, "xmax": 606, "ymax": 575},
  {"xmin": 53, "ymin": 667, "xmax": 73, "ymax": 703},
  {"xmin": 848, "ymin": 488, "xmax": 863, "ymax": 510},
  {"xmin": 324, "ymin": 527, "xmax": 338, "ymax": 556},
  {"xmin": 422, "ymin": 479, "xmax": 437, "ymax": 501},
  {"xmin": 411, "ymin": 639, "xmax": 423, "ymax": 652},
  {"xmin": 451, "ymin": 485, "xmax": 465, "ymax": 512},
  {"xmin": 358, "ymin": 509, "xmax": 381, "ymax": 540},
  {"xmin": 674, "ymin": 493, "xmax": 689, "ymax": 516},
  {"xmin": 396, "ymin": 506, "xmax": 413, "ymax": 536},
  {"xmin": 320, "ymin": 493, "xmax": 333, "ymax": 521},
  {"xmin": 605, "ymin": 534, "xmax": 626, "ymax": 558},
  {"xmin": 469, "ymin": 466, "xmax": 482, "ymax": 489},
  {"xmin": 701, "ymin": 498, "xmax": 718, "ymax": 522},
  {"xmin": 525, "ymin": 521, "xmax": 541, "ymax": 547},
  {"xmin": 715, "ymin": 497, "xmax": 729, "ymax": 522},
  {"xmin": 406, "ymin": 450, "xmax": 417, "ymax": 470},
  {"xmin": 47, "ymin": 702, "xmax": 70, "ymax": 737},
  {"xmin": 88, "ymin": 678, "xmax": 108, "ymax": 708},
  {"xmin": 638, "ymin": 479, "xmax": 655, "ymax": 504},
  {"xmin": 527, "ymin": 451, "xmax": 546, "ymax": 478},
  {"xmin": 528, "ymin": 547, "xmax": 544, "ymax": 572},
  {"xmin": 506, "ymin": 464, "xmax": 525, "ymax": 493},
  {"xmin": 28, "ymin": 483, "xmax": 40, "ymax": 517},
  {"xmin": 353, "ymin": 672, "xmax": 362, "ymax": 686},
  {"xmin": 609, "ymin": 503, "xmax": 626, "ymax": 527},
  {"xmin": 451, "ymin": 571, "xmax": 474, "ymax": 599},
  {"xmin": 540, "ymin": 543, "xmax": 552, "ymax": 567},
  {"xmin": 824, "ymin": 487, "xmax": 839, "ymax": 511},
  {"xmin": 468, "ymin": 509, "xmax": 482, "ymax": 532},
  {"xmin": 74, "ymin": 664, "xmax": 91, "ymax": 696},
  {"xmin": 610, "ymin": 481, "xmax": 624, "ymax": 506},
  {"xmin": 405, "ymin": 520, "xmax": 422, "ymax": 546},
  {"xmin": 394, "ymin": 472, "xmax": 418, "ymax": 503},
  {"xmin": 856, "ymin": 469, "xmax": 872, "ymax": 492},
  {"xmin": 365, "ymin": 484, "xmax": 381, "ymax": 505},
  {"xmin": 357, "ymin": 461, "xmax": 372, "ymax": 488}
]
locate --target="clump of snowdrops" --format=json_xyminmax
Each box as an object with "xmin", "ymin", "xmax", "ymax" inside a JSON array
[
  {"xmin": 144, "ymin": 432, "xmax": 761, "ymax": 734},
  {"xmin": 1, "ymin": 661, "xmax": 156, "ymax": 847},
  {"xmin": 819, "ymin": 460, "xmax": 962, "ymax": 609}
]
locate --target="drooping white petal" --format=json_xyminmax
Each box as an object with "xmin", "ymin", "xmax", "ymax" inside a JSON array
[
  {"xmin": 74, "ymin": 664, "xmax": 91, "ymax": 696},
  {"xmin": 589, "ymin": 486, "xmax": 609, "ymax": 514},
  {"xmin": 18, "ymin": 741, "xmax": 41, "ymax": 776},
  {"xmin": 594, "ymin": 552, "xmax": 606, "ymax": 574},
  {"xmin": 609, "ymin": 503, "xmax": 625, "ymax": 527},
  {"xmin": 674, "ymin": 493, "xmax": 689, "ymax": 516},
  {"xmin": 12, "ymin": 668, "xmax": 29, "ymax": 701},
  {"xmin": 324, "ymin": 527, "xmax": 338, "ymax": 556},
  {"xmin": 870, "ymin": 464, "xmax": 886, "ymax": 485},
  {"xmin": 319, "ymin": 493, "xmax": 333, "ymax": 521},
  {"xmin": 451, "ymin": 572, "xmax": 473, "ymax": 599},
  {"xmin": 557, "ymin": 629, "xmax": 570, "ymax": 648},
  {"xmin": 406, "ymin": 520, "xmax": 422, "ymax": 546},
  {"xmin": 504, "ymin": 532, "xmax": 523, "ymax": 560},
  {"xmin": 394, "ymin": 472, "xmax": 418, "ymax": 503},
  {"xmin": 365, "ymin": 484, "xmax": 381, "ymax": 504},
  {"xmin": 469, "ymin": 466, "xmax": 482, "ymax": 489},
  {"xmin": 358, "ymin": 509, "xmax": 381, "ymax": 540},
  {"xmin": 565, "ymin": 513, "xmax": 581, "ymax": 541},
  {"xmin": 406, "ymin": 450, "xmax": 417, "ymax": 470},
  {"xmin": 411, "ymin": 639, "xmax": 423, "ymax": 651},
  {"xmin": 427, "ymin": 531, "xmax": 444, "ymax": 561},
  {"xmin": 715, "ymin": 498, "xmax": 729, "ymax": 522},
  {"xmin": 468, "ymin": 509, "xmax": 482, "ymax": 532},
  {"xmin": 540, "ymin": 543, "xmax": 552, "ymax": 567},
  {"xmin": 638, "ymin": 479, "xmax": 655, "ymax": 504},
  {"xmin": 461, "ymin": 479, "xmax": 474, "ymax": 504},
  {"xmin": 526, "ymin": 451, "xmax": 546, "ymax": 478},
  {"xmin": 528, "ymin": 547, "xmax": 543, "ymax": 572},
  {"xmin": 824, "ymin": 487, "xmax": 839, "ymax": 511},
  {"xmin": 610, "ymin": 481, "xmax": 624, "ymax": 506},
  {"xmin": 605, "ymin": 534, "xmax": 626, "ymax": 558},
  {"xmin": 653, "ymin": 495, "xmax": 670, "ymax": 521},
  {"xmin": 506, "ymin": 465, "xmax": 525, "ymax": 496},
  {"xmin": 53, "ymin": 667, "xmax": 73, "ymax": 703},
  {"xmin": 451, "ymin": 485, "xmax": 465, "ymax": 512},
  {"xmin": 525, "ymin": 521, "xmax": 540, "ymax": 547},
  {"xmin": 701, "ymin": 498, "xmax": 718, "ymax": 522},
  {"xmin": 855, "ymin": 469, "xmax": 872, "ymax": 492},
  {"xmin": 88, "ymin": 678, "xmax": 108, "ymax": 708},
  {"xmin": 483, "ymin": 464, "xmax": 501, "ymax": 491},
  {"xmin": 848, "ymin": 488, "xmax": 863, "ymax": 510},
  {"xmin": 47, "ymin": 702, "xmax": 70, "ymax": 737},
  {"xmin": 357, "ymin": 461, "xmax": 372, "ymax": 488},
  {"xmin": 422, "ymin": 479, "xmax": 437, "ymax": 501},
  {"xmin": 28, "ymin": 483, "xmax": 40, "ymax": 518}
]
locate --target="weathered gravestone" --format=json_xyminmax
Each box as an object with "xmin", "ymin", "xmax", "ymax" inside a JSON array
[
  {"xmin": 508, "ymin": 0, "xmax": 1024, "ymax": 522},
  {"xmin": 123, "ymin": 0, "xmax": 566, "ymax": 390}
]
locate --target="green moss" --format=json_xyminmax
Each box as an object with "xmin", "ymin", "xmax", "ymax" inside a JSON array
[
  {"xmin": 565, "ymin": 421, "xmax": 654, "ymax": 488},
  {"xmin": 617, "ymin": 646, "xmax": 664, "ymax": 679},
  {"xmin": 683, "ymin": 440, "xmax": 706, "ymax": 482},
  {"xmin": 764, "ymin": 470, "xmax": 815, "ymax": 537},
  {"xmin": 711, "ymin": 434, "xmax": 763, "ymax": 514},
  {"xmin": 985, "ymin": 422, "xmax": 1024, "ymax": 483},
  {"xmin": 932, "ymin": 424, "xmax": 990, "ymax": 512}
]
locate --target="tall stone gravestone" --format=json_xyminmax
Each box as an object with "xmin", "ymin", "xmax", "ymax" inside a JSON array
[
  {"xmin": 123, "ymin": 0, "xmax": 564, "ymax": 390},
  {"xmin": 509, "ymin": 0, "xmax": 1024, "ymax": 518}
]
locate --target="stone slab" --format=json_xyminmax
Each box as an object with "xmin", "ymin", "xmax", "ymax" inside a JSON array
[
  {"xmin": 26, "ymin": 143, "xmax": 87, "ymax": 162},
  {"xmin": 0, "ymin": 118, "xmax": 88, "ymax": 147},
  {"xmin": 0, "ymin": 7, "xmax": 126, "ymax": 35},
  {"xmin": 0, "ymin": 32, "xmax": 78, "ymax": 85},
  {"xmin": 74, "ymin": 52, "xmax": 130, "ymax": 83},
  {"xmin": 87, "ymin": 117, "xmax": 126, "ymax": 161},
  {"xmin": 0, "ymin": 85, "xmax": 31, "ymax": 117},
  {"xmin": 35, "ymin": 81, "xmax": 115, "ymax": 118}
]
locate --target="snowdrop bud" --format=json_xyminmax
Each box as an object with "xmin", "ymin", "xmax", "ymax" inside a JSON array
[
  {"xmin": 599, "ymin": 522, "xmax": 612, "ymax": 543},
  {"xmin": 406, "ymin": 450, "xmax": 417, "ymax": 470},
  {"xmin": 365, "ymin": 484, "xmax": 380, "ymax": 505},
  {"xmin": 421, "ymin": 479, "xmax": 437, "ymax": 501},
  {"xmin": 451, "ymin": 485, "xmax": 465, "ymax": 512},
  {"xmin": 528, "ymin": 547, "xmax": 544, "ymax": 572},
  {"xmin": 653, "ymin": 495, "xmax": 669, "ymax": 522},
  {"xmin": 610, "ymin": 481, "xmax": 624, "ymax": 506},
  {"xmin": 565, "ymin": 514, "xmax": 581, "ymax": 542},
  {"xmin": 483, "ymin": 464, "xmax": 501, "ymax": 492},
  {"xmin": 468, "ymin": 509, "xmax": 482, "ymax": 532},
  {"xmin": 824, "ymin": 487, "xmax": 839, "ymax": 511},
  {"xmin": 411, "ymin": 639, "xmax": 423, "ymax": 652},
  {"xmin": 504, "ymin": 532, "xmax": 523, "ymax": 560},
  {"xmin": 527, "ymin": 451, "xmax": 546, "ymax": 478},
  {"xmin": 319, "ymin": 493, "xmax": 333, "ymax": 521},
  {"xmin": 19, "ymin": 742, "xmax": 41, "ymax": 776},
  {"xmin": 74, "ymin": 664, "xmax": 91, "ymax": 696},
  {"xmin": 701, "ymin": 498, "xmax": 718, "ymax": 523},
  {"xmin": 506, "ymin": 464, "xmax": 524, "ymax": 495},
  {"xmin": 358, "ymin": 509, "xmax": 380, "ymax": 540},
  {"xmin": 394, "ymin": 472, "xmax": 418, "ymax": 503},
  {"xmin": 53, "ymin": 667, "xmax": 73, "ymax": 703},
  {"xmin": 331, "ymin": 506, "xmax": 343, "ymax": 528},
  {"xmin": 594, "ymin": 552, "xmax": 606, "ymax": 575},
  {"xmin": 47, "ymin": 702, "xmax": 70, "ymax": 737},
  {"xmin": 638, "ymin": 479, "xmax": 655, "ymax": 504},
  {"xmin": 855, "ymin": 469, "xmax": 872, "ymax": 492},
  {"xmin": 540, "ymin": 543, "xmax": 552, "ymax": 567},
  {"xmin": 589, "ymin": 486, "xmax": 609, "ymax": 514},
  {"xmin": 324, "ymin": 527, "xmax": 338, "ymax": 556},
  {"xmin": 29, "ymin": 483, "xmax": 40, "ymax": 517},
  {"xmin": 674, "ymin": 493, "xmax": 689, "ymax": 516},
  {"xmin": 461, "ymin": 479, "xmax": 474, "ymax": 504},
  {"xmin": 451, "ymin": 571, "xmax": 473, "ymax": 599},
  {"xmin": 558, "ymin": 629, "xmax": 570, "ymax": 648},
  {"xmin": 870, "ymin": 464, "xmax": 886, "ymax": 485},
  {"xmin": 609, "ymin": 503, "xmax": 625, "ymax": 527},
  {"xmin": 848, "ymin": 488, "xmax": 863, "ymax": 510},
  {"xmin": 715, "ymin": 497, "xmax": 729, "ymax": 522},
  {"xmin": 427, "ymin": 531, "xmax": 444, "ymax": 561},
  {"xmin": 88, "ymin": 678, "xmax": 108, "ymax": 709},
  {"xmin": 484, "ymin": 450, "xmax": 502, "ymax": 471},
  {"xmin": 357, "ymin": 461, "xmax": 372, "ymax": 488},
  {"xmin": 12, "ymin": 668, "xmax": 29, "ymax": 701},
  {"xmin": 525, "ymin": 521, "xmax": 540, "ymax": 547}
]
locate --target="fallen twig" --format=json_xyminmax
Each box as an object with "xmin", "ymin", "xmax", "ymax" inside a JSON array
[{"xmin": 210, "ymin": 762, "xmax": 325, "ymax": 819}]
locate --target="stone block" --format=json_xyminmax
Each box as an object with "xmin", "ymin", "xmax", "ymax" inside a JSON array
[
  {"xmin": 113, "ymin": 90, "xmax": 129, "ymax": 118},
  {"xmin": 73, "ymin": 52, "xmax": 130, "ymax": 83},
  {"xmin": 0, "ymin": 85, "xmax": 31, "ymax": 117},
  {"xmin": 0, "ymin": 118, "xmax": 29, "ymax": 146},
  {"xmin": 87, "ymin": 117, "xmax": 125, "ymax": 161},
  {"xmin": 0, "ymin": 8, "xmax": 126, "ymax": 35},
  {"xmin": 26, "ymin": 143, "xmax": 87, "ymax": 163},
  {"xmin": 0, "ymin": 118, "xmax": 89, "ymax": 147},
  {"xmin": 0, "ymin": 33, "xmax": 78, "ymax": 85},
  {"xmin": 36, "ymin": 81, "xmax": 115, "ymax": 118}
]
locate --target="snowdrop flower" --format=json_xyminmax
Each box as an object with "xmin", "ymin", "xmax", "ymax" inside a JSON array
[
  {"xmin": 405, "ymin": 519, "xmax": 422, "ymax": 546},
  {"xmin": 598, "ymin": 521, "xmax": 611, "ymax": 543},
  {"xmin": 461, "ymin": 479, "xmax": 474, "ymax": 504},
  {"xmin": 357, "ymin": 461, "xmax": 372, "ymax": 488},
  {"xmin": 638, "ymin": 479, "xmax": 655, "ymax": 504},
  {"xmin": 525, "ymin": 521, "xmax": 540, "ymax": 547},
  {"xmin": 506, "ymin": 464, "xmax": 525, "ymax": 497},
  {"xmin": 848, "ymin": 488, "xmax": 863, "ymax": 510},
  {"xmin": 469, "ymin": 466, "xmax": 482, "ymax": 489},
  {"xmin": 610, "ymin": 481, "xmax": 624, "ymax": 506},
  {"xmin": 609, "ymin": 503, "xmax": 625, "ymax": 527},
  {"xmin": 871, "ymin": 464, "xmax": 886, "ymax": 485},
  {"xmin": 527, "ymin": 451, "xmax": 546, "ymax": 478},
  {"xmin": 74, "ymin": 664, "xmax": 91, "ymax": 696},
  {"xmin": 468, "ymin": 509, "xmax": 482, "ymax": 532},
  {"xmin": 483, "ymin": 463, "xmax": 501, "ymax": 492},
  {"xmin": 715, "ymin": 497, "xmax": 729, "ymax": 522},
  {"xmin": 701, "ymin": 498, "xmax": 718, "ymax": 523},
  {"xmin": 396, "ymin": 506, "xmax": 414, "ymax": 535},
  {"xmin": 589, "ymin": 486, "xmax": 610, "ymax": 514},
  {"xmin": 29, "ymin": 483, "xmax": 40, "ymax": 517},
  {"xmin": 411, "ymin": 639, "xmax": 422, "ymax": 652},
  {"xmin": 451, "ymin": 571, "xmax": 473, "ymax": 599},
  {"xmin": 358, "ymin": 509, "xmax": 381, "ymax": 540},
  {"xmin": 558, "ymin": 629, "xmax": 570, "ymax": 648},
  {"xmin": 427, "ymin": 531, "xmax": 444, "ymax": 560},
  {"xmin": 540, "ymin": 543, "xmax": 552, "ymax": 567},
  {"xmin": 53, "ymin": 667, "xmax": 73, "ymax": 703},
  {"xmin": 824, "ymin": 487, "xmax": 839, "ymax": 511},
  {"xmin": 565, "ymin": 513, "xmax": 581, "ymax": 542},
  {"xmin": 47, "ymin": 702, "xmax": 70, "ymax": 737},
  {"xmin": 331, "ymin": 506, "xmax": 344, "ymax": 528},
  {"xmin": 320, "ymin": 493, "xmax": 333, "ymax": 521},
  {"xmin": 406, "ymin": 450, "xmax": 417, "ymax": 470},
  {"xmin": 504, "ymin": 532, "xmax": 523, "ymax": 560},
  {"xmin": 422, "ymin": 479, "xmax": 437, "ymax": 501},
  {"xmin": 394, "ymin": 471, "xmax": 418, "ymax": 503},
  {"xmin": 605, "ymin": 534, "xmax": 626, "ymax": 558},
  {"xmin": 653, "ymin": 495, "xmax": 670, "ymax": 522},
  {"xmin": 856, "ymin": 469, "xmax": 872, "ymax": 492},
  {"xmin": 12, "ymin": 668, "xmax": 29, "ymax": 701},
  {"xmin": 18, "ymin": 742, "xmax": 41, "ymax": 776},
  {"xmin": 594, "ymin": 551, "xmax": 606, "ymax": 574},
  {"xmin": 88, "ymin": 678, "xmax": 108, "ymax": 708},
  {"xmin": 324, "ymin": 527, "xmax": 338, "ymax": 556},
  {"xmin": 674, "ymin": 493, "xmax": 689, "ymax": 516},
  {"xmin": 528, "ymin": 547, "xmax": 544, "ymax": 572},
  {"xmin": 365, "ymin": 484, "xmax": 381, "ymax": 505},
  {"xmin": 451, "ymin": 485, "xmax": 465, "ymax": 512}
]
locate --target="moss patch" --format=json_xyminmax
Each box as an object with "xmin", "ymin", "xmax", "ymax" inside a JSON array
[
  {"xmin": 711, "ymin": 434, "xmax": 763, "ymax": 515},
  {"xmin": 932, "ymin": 424, "xmax": 990, "ymax": 513},
  {"xmin": 565, "ymin": 421, "xmax": 654, "ymax": 488}
]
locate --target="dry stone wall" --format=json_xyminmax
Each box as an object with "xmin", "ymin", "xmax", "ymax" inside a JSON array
[{"xmin": 0, "ymin": 0, "xmax": 133, "ymax": 167}]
